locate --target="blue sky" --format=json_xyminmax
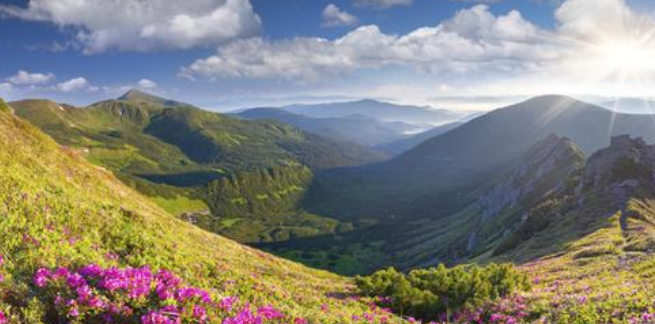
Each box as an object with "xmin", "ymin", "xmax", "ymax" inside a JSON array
[{"xmin": 1, "ymin": 0, "xmax": 655, "ymax": 111}]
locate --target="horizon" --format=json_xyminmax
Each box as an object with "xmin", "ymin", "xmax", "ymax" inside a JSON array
[{"xmin": 10, "ymin": 88, "xmax": 655, "ymax": 117}]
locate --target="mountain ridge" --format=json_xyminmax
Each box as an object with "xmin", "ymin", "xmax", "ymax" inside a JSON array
[
  {"xmin": 9, "ymin": 93, "xmax": 386, "ymax": 249},
  {"xmin": 0, "ymin": 100, "xmax": 384, "ymax": 322}
]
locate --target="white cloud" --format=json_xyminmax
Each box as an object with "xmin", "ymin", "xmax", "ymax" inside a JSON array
[
  {"xmin": 183, "ymin": 5, "xmax": 554, "ymax": 81},
  {"xmin": 7, "ymin": 70, "xmax": 55, "ymax": 85},
  {"xmin": 0, "ymin": 83, "xmax": 13, "ymax": 93},
  {"xmin": 555, "ymin": 0, "xmax": 637, "ymax": 40},
  {"xmin": 322, "ymin": 4, "xmax": 359, "ymax": 27},
  {"xmin": 138, "ymin": 79, "xmax": 158, "ymax": 89},
  {"xmin": 352, "ymin": 0, "xmax": 413, "ymax": 9},
  {"xmin": 0, "ymin": 0, "xmax": 262, "ymax": 54},
  {"xmin": 56, "ymin": 78, "xmax": 89, "ymax": 92},
  {"xmin": 183, "ymin": 0, "xmax": 655, "ymax": 100}
]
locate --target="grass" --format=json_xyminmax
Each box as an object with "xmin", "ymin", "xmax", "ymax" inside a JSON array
[
  {"xmin": 0, "ymin": 105, "xmax": 400, "ymax": 323},
  {"xmin": 150, "ymin": 195, "xmax": 209, "ymax": 216},
  {"xmin": 9, "ymin": 96, "xmax": 385, "ymax": 253}
]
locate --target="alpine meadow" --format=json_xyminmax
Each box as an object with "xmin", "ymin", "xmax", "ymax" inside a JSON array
[{"xmin": 4, "ymin": 0, "xmax": 655, "ymax": 323}]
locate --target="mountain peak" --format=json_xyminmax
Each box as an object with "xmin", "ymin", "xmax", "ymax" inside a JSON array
[
  {"xmin": 118, "ymin": 89, "xmax": 183, "ymax": 107},
  {"xmin": 583, "ymin": 135, "xmax": 654, "ymax": 189},
  {"xmin": 119, "ymin": 89, "xmax": 159, "ymax": 101}
]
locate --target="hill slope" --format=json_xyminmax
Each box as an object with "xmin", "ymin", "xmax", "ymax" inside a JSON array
[
  {"xmin": 376, "ymin": 121, "xmax": 463, "ymax": 155},
  {"xmin": 0, "ymin": 97, "xmax": 389, "ymax": 323},
  {"xmin": 11, "ymin": 92, "xmax": 386, "ymax": 246}
]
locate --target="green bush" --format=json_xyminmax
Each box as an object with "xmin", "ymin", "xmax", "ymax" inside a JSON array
[{"xmin": 355, "ymin": 263, "xmax": 530, "ymax": 321}]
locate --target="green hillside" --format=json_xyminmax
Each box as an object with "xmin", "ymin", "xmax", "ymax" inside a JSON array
[
  {"xmin": 10, "ymin": 91, "xmax": 386, "ymax": 246},
  {"xmin": 0, "ymin": 97, "xmax": 395, "ymax": 323},
  {"xmin": 351, "ymin": 134, "xmax": 655, "ymax": 323}
]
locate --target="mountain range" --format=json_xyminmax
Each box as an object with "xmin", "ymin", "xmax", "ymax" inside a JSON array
[
  {"xmin": 250, "ymin": 99, "xmax": 463, "ymax": 126},
  {"xmin": 12, "ymin": 91, "xmax": 655, "ymax": 275},
  {"xmin": 306, "ymin": 95, "xmax": 655, "ymax": 221},
  {"xmin": 234, "ymin": 107, "xmax": 420, "ymax": 147},
  {"xmin": 6, "ymin": 91, "xmax": 655, "ymax": 322},
  {"xmin": 9, "ymin": 90, "xmax": 387, "ymax": 247}
]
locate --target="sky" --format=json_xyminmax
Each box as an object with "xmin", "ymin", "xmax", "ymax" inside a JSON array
[{"xmin": 2, "ymin": 0, "xmax": 655, "ymax": 112}]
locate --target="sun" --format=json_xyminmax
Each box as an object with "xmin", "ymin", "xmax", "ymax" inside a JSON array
[{"xmin": 592, "ymin": 38, "xmax": 655, "ymax": 77}]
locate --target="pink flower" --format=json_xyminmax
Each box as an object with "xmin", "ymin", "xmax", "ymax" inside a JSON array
[
  {"xmin": 34, "ymin": 268, "xmax": 50, "ymax": 287},
  {"xmin": 219, "ymin": 296, "xmax": 238, "ymax": 312},
  {"xmin": 257, "ymin": 305, "xmax": 284, "ymax": 320}
]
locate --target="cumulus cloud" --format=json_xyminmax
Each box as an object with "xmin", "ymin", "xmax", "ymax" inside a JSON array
[
  {"xmin": 0, "ymin": 0, "xmax": 262, "ymax": 53},
  {"xmin": 555, "ymin": 0, "xmax": 640, "ymax": 40},
  {"xmin": 322, "ymin": 4, "xmax": 359, "ymax": 27},
  {"xmin": 56, "ymin": 78, "xmax": 89, "ymax": 92},
  {"xmin": 7, "ymin": 70, "xmax": 55, "ymax": 85},
  {"xmin": 138, "ymin": 79, "xmax": 158, "ymax": 89},
  {"xmin": 183, "ymin": 0, "xmax": 655, "ymax": 90},
  {"xmin": 352, "ymin": 0, "xmax": 413, "ymax": 9},
  {"xmin": 183, "ymin": 5, "xmax": 555, "ymax": 81}
]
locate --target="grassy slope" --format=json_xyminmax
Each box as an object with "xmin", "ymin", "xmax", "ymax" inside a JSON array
[
  {"xmin": 0, "ymin": 102, "xmax": 390, "ymax": 323},
  {"xmin": 10, "ymin": 97, "xmax": 384, "ymax": 246},
  {"xmin": 482, "ymin": 197, "xmax": 655, "ymax": 324}
]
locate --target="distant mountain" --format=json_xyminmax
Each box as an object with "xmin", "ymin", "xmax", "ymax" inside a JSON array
[
  {"xmin": 305, "ymin": 95, "xmax": 655, "ymax": 222},
  {"xmin": 376, "ymin": 121, "xmax": 464, "ymax": 155},
  {"xmin": 235, "ymin": 107, "xmax": 419, "ymax": 147},
  {"xmin": 599, "ymin": 97, "xmax": 655, "ymax": 114},
  {"xmin": 11, "ymin": 90, "xmax": 386, "ymax": 245},
  {"xmin": 275, "ymin": 99, "xmax": 463, "ymax": 126},
  {"xmin": 398, "ymin": 95, "xmax": 655, "ymax": 171}
]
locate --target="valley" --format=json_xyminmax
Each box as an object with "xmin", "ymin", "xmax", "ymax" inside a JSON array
[{"xmin": 4, "ymin": 91, "xmax": 655, "ymax": 323}]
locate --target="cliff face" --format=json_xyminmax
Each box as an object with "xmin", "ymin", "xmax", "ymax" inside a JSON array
[
  {"xmin": 478, "ymin": 134, "xmax": 585, "ymax": 220},
  {"xmin": 582, "ymin": 135, "xmax": 655, "ymax": 199},
  {"xmin": 395, "ymin": 135, "xmax": 587, "ymax": 267},
  {"xmin": 492, "ymin": 135, "xmax": 655, "ymax": 261}
]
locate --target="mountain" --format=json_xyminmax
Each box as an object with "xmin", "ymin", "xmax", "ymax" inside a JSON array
[
  {"xmin": 118, "ymin": 89, "xmax": 187, "ymax": 107},
  {"xmin": 376, "ymin": 121, "xmax": 464, "ymax": 155},
  {"xmin": 600, "ymin": 97, "xmax": 655, "ymax": 114},
  {"xmin": 392, "ymin": 134, "xmax": 586, "ymax": 267},
  {"xmin": 371, "ymin": 134, "xmax": 655, "ymax": 323},
  {"xmin": 306, "ymin": 95, "xmax": 655, "ymax": 221},
  {"xmin": 11, "ymin": 91, "xmax": 387, "ymax": 247},
  {"xmin": 399, "ymin": 95, "xmax": 655, "ymax": 171},
  {"xmin": 275, "ymin": 99, "xmax": 463, "ymax": 126},
  {"xmin": 0, "ymin": 98, "xmax": 382, "ymax": 323},
  {"xmin": 235, "ymin": 107, "xmax": 419, "ymax": 147}
]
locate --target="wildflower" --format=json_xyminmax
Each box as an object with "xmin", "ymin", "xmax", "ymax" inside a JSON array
[
  {"xmin": 68, "ymin": 306, "xmax": 79, "ymax": 317},
  {"xmin": 34, "ymin": 268, "xmax": 50, "ymax": 287},
  {"xmin": 193, "ymin": 305, "xmax": 208, "ymax": 322},
  {"xmin": 257, "ymin": 305, "xmax": 284, "ymax": 320}
]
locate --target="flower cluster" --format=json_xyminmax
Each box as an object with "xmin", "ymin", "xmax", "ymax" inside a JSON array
[{"xmin": 33, "ymin": 264, "xmax": 290, "ymax": 324}]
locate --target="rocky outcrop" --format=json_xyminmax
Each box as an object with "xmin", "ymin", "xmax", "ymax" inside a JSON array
[
  {"xmin": 582, "ymin": 135, "xmax": 655, "ymax": 202},
  {"xmin": 478, "ymin": 134, "xmax": 585, "ymax": 220}
]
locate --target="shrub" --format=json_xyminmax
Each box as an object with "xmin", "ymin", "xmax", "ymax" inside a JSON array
[{"xmin": 355, "ymin": 263, "xmax": 530, "ymax": 321}]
